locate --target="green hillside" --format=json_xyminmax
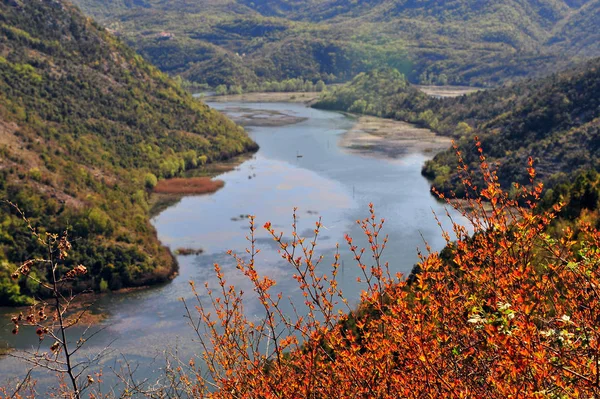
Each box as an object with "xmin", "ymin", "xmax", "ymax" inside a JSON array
[
  {"xmin": 71, "ymin": 0, "xmax": 600, "ymax": 87},
  {"xmin": 314, "ymin": 68, "xmax": 429, "ymax": 118},
  {"xmin": 421, "ymin": 58, "xmax": 600, "ymax": 198},
  {"xmin": 313, "ymin": 59, "xmax": 600, "ymax": 216},
  {"xmin": 548, "ymin": 0, "xmax": 600, "ymax": 57},
  {"xmin": 0, "ymin": 0, "xmax": 256, "ymax": 305}
]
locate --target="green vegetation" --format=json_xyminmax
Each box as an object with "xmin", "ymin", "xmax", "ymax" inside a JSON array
[
  {"xmin": 71, "ymin": 0, "xmax": 600, "ymax": 88},
  {"xmin": 314, "ymin": 68, "xmax": 430, "ymax": 118},
  {"xmin": 421, "ymin": 57, "xmax": 600, "ymax": 199},
  {"xmin": 0, "ymin": 0, "xmax": 256, "ymax": 305},
  {"xmin": 313, "ymin": 60, "xmax": 600, "ymax": 229},
  {"xmin": 212, "ymin": 78, "xmax": 326, "ymax": 96}
]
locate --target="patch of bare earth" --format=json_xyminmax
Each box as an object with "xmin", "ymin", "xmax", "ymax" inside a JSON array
[
  {"xmin": 0, "ymin": 119, "xmax": 85, "ymax": 208},
  {"xmin": 0, "ymin": 120, "xmax": 40, "ymax": 169}
]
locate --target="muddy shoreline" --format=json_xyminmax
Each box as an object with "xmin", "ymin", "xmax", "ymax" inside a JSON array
[
  {"xmin": 212, "ymin": 106, "xmax": 309, "ymax": 127},
  {"xmin": 339, "ymin": 115, "xmax": 452, "ymax": 159},
  {"xmin": 415, "ymin": 85, "xmax": 480, "ymax": 98},
  {"xmin": 203, "ymin": 91, "xmax": 321, "ymax": 104}
]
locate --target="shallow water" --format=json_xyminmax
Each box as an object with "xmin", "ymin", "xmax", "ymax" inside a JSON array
[{"xmin": 0, "ymin": 102, "xmax": 468, "ymax": 390}]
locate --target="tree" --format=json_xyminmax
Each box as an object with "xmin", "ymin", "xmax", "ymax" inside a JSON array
[
  {"xmin": 455, "ymin": 121, "xmax": 473, "ymax": 137},
  {"xmin": 144, "ymin": 172, "xmax": 158, "ymax": 190},
  {"xmin": 228, "ymin": 85, "xmax": 243, "ymax": 95},
  {"xmin": 438, "ymin": 73, "xmax": 449, "ymax": 85},
  {"xmin": 315, "ymin": 80, "xmax": 326, "ymax": 92},
  {"xmin": 215, "ymin": 84, "xmax": 228, "ymax": 95}
]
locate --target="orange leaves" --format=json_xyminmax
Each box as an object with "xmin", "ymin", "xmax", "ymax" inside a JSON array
[
  {"xmin": 174, "ymin": 148, "xmax": 600, "ymax": 399},
  {"xmin": 527, "ymin": 156, "xmax": 536, "ymax": 180}
]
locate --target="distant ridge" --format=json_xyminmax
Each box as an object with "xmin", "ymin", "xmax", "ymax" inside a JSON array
[{"xmin": 72, "ymin": 0, "xmax": 600, "ymax": 87}]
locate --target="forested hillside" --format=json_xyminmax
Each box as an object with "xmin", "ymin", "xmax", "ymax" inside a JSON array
[
  {"xmin": 0, "ymin": 0, "xmax": 256, "ymax": 305},
  {"xmin": 313, "ymin": 59, "xmax": 600, "ymax": 227},
  {"xmin": 71, "ymin": 0, "xmax": 600, "ymax": 87},
  {"xmin": 421, "ymin": 58, "xmax": 600, "ymax": 200},
  {"xmin": 314, "ymin": 68, "xmax": 429, "ymax": 118}
]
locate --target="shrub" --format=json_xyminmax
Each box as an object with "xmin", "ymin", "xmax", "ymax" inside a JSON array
[
  {"xmin": 176, "ymin": 147, "xmax": 600, "ymax": 398},
  {"xmin": 144, "ymin": 172, "xmax": 158, "ymax": 190},
  {"xmin": 27, "ymin": 167, "xmax": 42, "ymax": 182}
]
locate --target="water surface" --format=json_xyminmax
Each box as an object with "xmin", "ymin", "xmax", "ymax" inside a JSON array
[{"xmin": 0, "ymin": 102, "xmax": 468, "ymax": 389}]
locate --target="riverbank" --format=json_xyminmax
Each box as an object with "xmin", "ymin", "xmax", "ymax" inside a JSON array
[
  {"xmin": 203, "ymin": 91, "xmax": 321, "ymax": 104},
  {"xmin": 149, "ymin": 153, "xmax": 254, "ymax": 217},
  {"xmin": 339, "ymin": 115, "xmax": 452, "ymax": 159},
  {"xmin": 201, "ymin": 85, "xmax": 477, "ymax": 106},
  {"xmin": 208, "ymin": 97, "xmax": 453, "ymax": 163},
  {"xmin": 415, "ymin": 85, "xmax": 480, "ymax": 97}
]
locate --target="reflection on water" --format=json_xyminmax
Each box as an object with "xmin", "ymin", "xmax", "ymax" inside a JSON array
[{"xmin": 0, "ymin": 101, "xmax": 469, "ymax": 388}]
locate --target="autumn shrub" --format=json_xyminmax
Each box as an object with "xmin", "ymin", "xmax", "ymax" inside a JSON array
[
  {"xmin": 3, "ymin": 143, "xmax": 600, "ymax": 398},
  {"xmin": 0, "ymin": 203, "xmax": 105, "ymax": 399},
  {"xmin": 176, "ymin": 142, "xmax": 600, "ymax": 398}
]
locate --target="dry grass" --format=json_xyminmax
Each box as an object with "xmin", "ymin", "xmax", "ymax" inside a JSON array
[{"xmin": 154, "ymin": 177, "xmax": 225, "ymax": 195}]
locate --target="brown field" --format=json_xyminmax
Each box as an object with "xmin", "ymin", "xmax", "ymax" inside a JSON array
[{"xmin": 154, "ymin": 177, "xmax": 225, "ymax": 195}]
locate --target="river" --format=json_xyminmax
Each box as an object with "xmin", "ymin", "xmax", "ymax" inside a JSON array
[{"xmin": 0, "ymin": 101, "xmax": 468, "ymax": 391}]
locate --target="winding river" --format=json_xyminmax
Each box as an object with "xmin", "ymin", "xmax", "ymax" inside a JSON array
[{"xmin": 0, "ymin": 101, "xmax": 468, "ymax": 389}]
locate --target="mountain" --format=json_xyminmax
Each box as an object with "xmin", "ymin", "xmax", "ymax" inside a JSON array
[
  {"xmin": 70, "ymin": 0, "xmax": 600, "ymax": 87},
  {"xmin": 313, "ymin": 68, "xmax": 430, "ymax": 117},
  {"xmin": 0, "ymin": 0, "xmax": 256, "ymax": 305}
]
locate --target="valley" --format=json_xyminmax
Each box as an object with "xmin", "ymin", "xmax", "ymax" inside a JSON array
[{"xmin": 0, "ymin": 0, "xmax": 599, "ymax": 396}]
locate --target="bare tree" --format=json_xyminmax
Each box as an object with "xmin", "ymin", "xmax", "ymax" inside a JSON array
[{"xmin": 5, "ymin": 201, "xmax": 110, "ymax": 399}]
